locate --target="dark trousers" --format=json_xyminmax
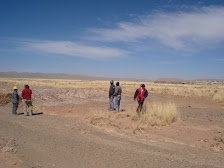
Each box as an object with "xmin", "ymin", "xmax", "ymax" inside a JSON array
[
  {"xmin": 12, "ymin": 103, "xmax": 18, "ymax": 115},
  {"xmin": 137, "ymin": 100, "xmax": 144, "ymax": 112}
]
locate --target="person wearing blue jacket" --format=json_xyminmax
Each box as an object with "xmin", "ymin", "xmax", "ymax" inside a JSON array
[{"xmin": 12, "ymin": 86, "xmax": 19, "ymax": 115}]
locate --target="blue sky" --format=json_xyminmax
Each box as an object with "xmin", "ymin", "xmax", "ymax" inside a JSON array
[{"xmin": 0, "ymin": 0, "xmax": 224, "ymax": 79}]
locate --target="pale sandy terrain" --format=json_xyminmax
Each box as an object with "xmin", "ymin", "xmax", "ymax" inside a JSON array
[{"xmin": 0, "ymin": 82, "xmax": 224, "ymax": 168}]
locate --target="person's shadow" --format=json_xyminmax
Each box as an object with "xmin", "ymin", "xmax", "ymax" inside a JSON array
[{"xmin": 17, "ymin": 112, "xmax": 43, "ymax": 115}]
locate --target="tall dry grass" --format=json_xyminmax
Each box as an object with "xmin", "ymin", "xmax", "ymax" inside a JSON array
[
  {"xmin": 0, "ymin": 77, "xmax": 224, "ymax": 102},
  {"xmin": 212, "ymin": 90, "xmax": 224, "ymax": 102},
  {"xmin": 127, "ymin": 101, "xmax": 179, "ymax": 126}
]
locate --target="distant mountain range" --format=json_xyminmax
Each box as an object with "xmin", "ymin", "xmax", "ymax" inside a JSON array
[
  {"xmin": 0, "ymin": 71, "xmax": 108, "ymax": 80},
  {"xmin": 156, "ymin": 78, "xmax": 224, "ymax": 83},
  {"xmin": 0, "ymin": 71, "xmax": 148, "ymax": 82},
  {"xmin": 0, "ymin": 72, "xmax": 223, "ymax": 83}
]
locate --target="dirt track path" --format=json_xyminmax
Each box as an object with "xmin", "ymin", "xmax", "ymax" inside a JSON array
[{"xmin": 0, "ymin": 106, "xmax": 223, "ymax": 168}]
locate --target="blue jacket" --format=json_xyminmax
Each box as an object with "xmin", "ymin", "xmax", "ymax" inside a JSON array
[{"xmin": 12, "ymin": 91, "xmax": 19, "ymax": 104}]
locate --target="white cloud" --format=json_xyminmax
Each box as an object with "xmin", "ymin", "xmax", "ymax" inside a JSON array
[
  {"xmin": 88, "ymin": 6, "xmax": 224, "ymax": 50},
  {"xmin": 20, "ymin": 40, "xmax": 127, "ymax": 59}
]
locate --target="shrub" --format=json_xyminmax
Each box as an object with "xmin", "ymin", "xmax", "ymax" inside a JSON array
[
  {"xmin": 142, "ymin": 102, "xmax": 179, "ymax": 126},
  {"xmin": 127, "ymin": 101, "xmax": 179, "ymax": 126},
  {"xmin": 212, "ymin": 90, "xmax": 224, "ymax": 102}
]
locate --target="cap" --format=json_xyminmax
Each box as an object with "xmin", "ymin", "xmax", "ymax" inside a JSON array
[
  {"xmin": 13, "ymin": 86, "xmax": 18, "ymax": 90},
  {"xmin": 140, "ymin": 84, "xmax": 145, "ymax": 88}
]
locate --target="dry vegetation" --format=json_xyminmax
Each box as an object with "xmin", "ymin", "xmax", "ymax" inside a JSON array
[
  {"xmin": 89, "ymin": 101, "xmax": 179, "ymax": 134},
  {"xmin": 1, "ymin": 77, "xmax": 224, "ymax": 156},
  {"xmin": 0, "ymin": 76, "xmax": 223, "ymax": 129},
  {"xmin": 126, "ymin": 101, "xmax": 179, "ymax": 126},
  {"xmin": 0, "ymin": 93, "xmax": 12, "ymax": 105},
  {"xmin": 2, "ymin": 77, "xmax": 222, "ymax": 132},
  {"xmin": 141, "ymin": 102, "xmax": 179, "ymax": 126},
  {"xmin": 1, "ymin": 77, "xmax": 223, "ymax": 102}
]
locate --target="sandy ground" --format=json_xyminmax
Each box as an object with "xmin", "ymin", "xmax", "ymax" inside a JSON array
[{"xmin": 0, "ymin": 84, "xmax": 224, "ymax": 168}]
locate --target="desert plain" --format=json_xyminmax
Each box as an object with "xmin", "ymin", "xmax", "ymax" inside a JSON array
[{"xmin": 0, "ymin": 78, "xmax": 224, "ymax": 168}]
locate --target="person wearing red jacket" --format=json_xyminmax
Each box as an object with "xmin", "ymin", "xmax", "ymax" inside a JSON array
[
  {"xmin": 22, "ymin": 85, "xmax": 33, "ymax": 116},
  {"xmin": 134, "ymin": 84, "xmax": 148, "ymax": 114}
]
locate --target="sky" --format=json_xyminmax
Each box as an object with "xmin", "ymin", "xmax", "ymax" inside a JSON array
[{"xmin": 0, "ymin": 0, "xmax": 224, "ymax": 80}]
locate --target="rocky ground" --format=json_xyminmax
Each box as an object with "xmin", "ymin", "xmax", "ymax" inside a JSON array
[{"xmin": 0, "ymin": 84, "xmax": 224, "ymax": 167}]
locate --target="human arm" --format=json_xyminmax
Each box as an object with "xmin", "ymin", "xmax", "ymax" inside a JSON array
[
  {"xmin": 134, "ymin": 89, "xmax": 138, "ymax": 100},
  {"xmin": 21, "ymin": 90, "xmax": 24, "ymax": 99},
  {"xmin": 144, "ymin": 90, "xmax": 148, "ymax": 99}
]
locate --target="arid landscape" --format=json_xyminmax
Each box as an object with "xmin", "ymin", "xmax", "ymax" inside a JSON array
[{"xmin": 0, "ymin": 77, "xmax": 224, "ymax": 168}]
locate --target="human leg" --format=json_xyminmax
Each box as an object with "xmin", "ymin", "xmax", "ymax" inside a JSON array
[
  {"xmin": 136, "ymin": 100, "xmax": 141, "ymax": 112},
  {"xmin": 22, "ymin": 99, "xmax": 28, "ymax": 116},
  {"xmin": 27, "ymin": 100, "xmax": 33, "ymax": 116},
  {"xmin": 109, "ymin": 96, "xmax": 114, "ymax": 110},
  {"xmin": 136, "ymin": 100, "xmax": 143, "ymax": 116},
  {"xmin": 140, "ymin": 101, "xmax": 144, "ymax": 111},
  {"xmin": 12, "ymin": 103, "xmax": 17, "ymax": 115},
  {"xmin": 115, "ymin": 97, "xmax": 120, "ymax": 112}
]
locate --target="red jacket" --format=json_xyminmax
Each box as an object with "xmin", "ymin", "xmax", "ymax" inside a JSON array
[
  {"xmin": 134, "ymin": 87, "xmax": 148, "ymax": 102},
  {"xmin": 22, "ymin": 88, "xmax": 32, "ymax": 99}
]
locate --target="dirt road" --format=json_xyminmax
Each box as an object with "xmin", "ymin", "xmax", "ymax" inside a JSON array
[{"xmin": 0, "ymin": 105, "xmax": 223, "ymax": 168}]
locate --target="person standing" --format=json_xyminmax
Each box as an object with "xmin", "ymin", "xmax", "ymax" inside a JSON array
[
  {"xmin": 134, "ymin": 84, "xmax": 148, "ymax": 114},
  {"xmin": 114, "ymin": 82, "xmax": 122, "ymax": 112},
  {"xmin": 109, "ymin": 80, "xmax": 115, "ymax": 111},
  {"xmin": 22, "ymin": 85, "xmax": 33, "ymax": 116},
  {"xmin": 12, "ymin": 86, "xmax": 19, "ymax": 115}
]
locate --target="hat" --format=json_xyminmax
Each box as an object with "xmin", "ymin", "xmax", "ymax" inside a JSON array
[
  {"xmin": 140, "ymin": 84, "xmax": 145, "ymax": 88},
  {"xmin": 13, "ymin": 86, "xmax": 18, "ymax": 90},
  {"xmin": 110, "ymin": 80, "xmax": 114, "ymax": 84}
]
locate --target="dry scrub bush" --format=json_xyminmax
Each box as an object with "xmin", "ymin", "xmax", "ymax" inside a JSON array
[
  {"xmin": 126, "ymin": 104, "xmax": 139, "ymax": 121},
  {"xmin": 1, "ymin": 78, "xmax": 224, "ymax": 102},
  {"xmin": 212, "ymin": 90, "xmax": 224, "ymax": 102},
  {"xmin": 126, "ymin": 101, "xmax": 179, "ymax": 126},
  {"xmin": 122, "ymin": 82, "xmax": 224, "ymax": 103},
  {"xmin": 141, "ymin": 102, "xmax": 179, "ymax": 126}
]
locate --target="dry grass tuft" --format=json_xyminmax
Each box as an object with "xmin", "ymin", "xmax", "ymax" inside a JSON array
[
  {"xmin": 126, "ymin": 101, "xmax": 179, "ymax": 126},
  {"xmin": 90, "ymin": 113, "xmax": 111, "ymax": 126},
  {"xmin": 212, "ymin": 90, "xmax": 224, "ymax": 102},
  {"xmin": 133, "ymin": 122, "xmax": 147, "ymax": 134},
  {"xmin": 142, "ymin": 102, "xmax": 179, "ymax": 126}
]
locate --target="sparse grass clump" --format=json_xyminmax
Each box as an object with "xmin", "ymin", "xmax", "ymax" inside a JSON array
[
  {"xmin": 212, "ymin": 90, "xmax": 224, "ymax": 102},
  {"xmin": 127, "ymin": 101, "xmax": 179, "ymax": 126},
  {"xmin": 90, "ymin": 113, "xmax": 111, "ymax": 126},
  {"xmin": 141, "ymin": 102, "xmax": 179, "ymax": 126}
]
